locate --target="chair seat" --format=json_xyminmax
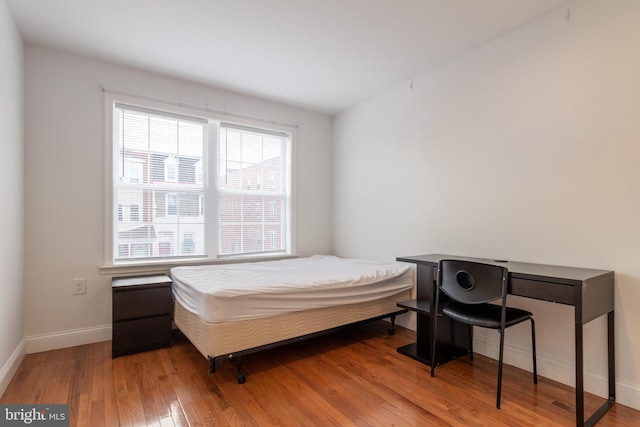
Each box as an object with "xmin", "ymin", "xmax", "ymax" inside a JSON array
[{"xmin": 442, "ymin": 302, "xmax": 532, "ymax": 329}]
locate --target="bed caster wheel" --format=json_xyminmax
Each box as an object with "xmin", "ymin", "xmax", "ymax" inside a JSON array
[
  {"xmin": 237, "ymin": 372, "xmax": 246, "ymax": 384},
  {"xmin": 388, "ymin": 328, "xmax": 396, "ymax": 336}
]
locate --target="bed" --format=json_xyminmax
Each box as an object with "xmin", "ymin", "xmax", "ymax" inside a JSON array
[{"xmin": 171, "ymin": 255, "xmax": 414, "ymax": 383}]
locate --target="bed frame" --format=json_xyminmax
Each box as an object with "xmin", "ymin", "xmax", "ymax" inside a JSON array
[{"xmin": 173, "ymin": 289, "xmax": 411, "ymax": 383}]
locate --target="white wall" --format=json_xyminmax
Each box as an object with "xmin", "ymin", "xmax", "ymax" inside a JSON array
[
  {"xmin": 333, "ymin": 0, "xmax": 640, "ymax": 410},
  {"xmin": 0, "ymin": 0, "xmax": 25, "ymax": 396},
  {"xmin": 23, "ymin": 45, "xmax": 333, "ymax": 351}
]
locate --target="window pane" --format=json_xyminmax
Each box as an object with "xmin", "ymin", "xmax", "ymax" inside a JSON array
[
  {"xmin": 218, "ymin": 125, "xmax": 289, "ymax": 256},
  {"xmin": 113, "ymin": 105, "xmax": 206, "ymax": 262}
]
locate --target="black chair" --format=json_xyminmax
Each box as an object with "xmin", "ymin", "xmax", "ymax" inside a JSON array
[{"xmin": 430, "ymin": 259, "xmax": 537, "ymax": 408}]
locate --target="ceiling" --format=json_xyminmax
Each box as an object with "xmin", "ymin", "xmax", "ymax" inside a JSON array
[{"xmin": 6, "ymin": 0, "xmax": 572, "ymax": 115}]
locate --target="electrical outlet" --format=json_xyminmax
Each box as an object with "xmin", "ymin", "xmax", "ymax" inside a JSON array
[{"xmin": 73, "ymin": 278, "xmax": 87, "ymax": 295}]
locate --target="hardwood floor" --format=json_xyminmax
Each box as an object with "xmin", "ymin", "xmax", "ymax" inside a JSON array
[{"xmin": 2, "ymin": 321, "xmax": 638, "ymax": 426}]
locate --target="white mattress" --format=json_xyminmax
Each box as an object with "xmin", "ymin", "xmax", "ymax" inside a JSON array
[{"xmin": 171, "ymin": 255, "xmax": 413, "ymax": 323}]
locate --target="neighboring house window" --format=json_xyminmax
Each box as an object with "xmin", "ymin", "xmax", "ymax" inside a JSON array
[
  {"xmin": 129, "ymin": 162, "xmax": 142, "ymax": 183},
  {"xmin": 107, "ymin": 96, "xmax": 292, "ymax": 265},
  {"xmin": 166, "ymin": 193, "xmax": 178, "ymax": 216},
  {"xmin": 182, "ymin": 232, "xmax": 196, "ymax": 254},
  {"xmin": 164, "ymin": 156, "xmax": 178, "ymax": 182},
  {"xmin": 130, "ymin": 204, "xmax": 140, "ymax": 222}
]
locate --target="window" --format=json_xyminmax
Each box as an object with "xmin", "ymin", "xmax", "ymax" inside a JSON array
[
  {"xmin": 164, "ymin": 156, "xmax": 178, "ymax": 182},
  {"xmin": 130, "ymin": 204, "xmax": 140, "ymax": 222},
  {"xmin": 217, "ymin": 124, "xmax": 290, "ymax": 256},
  {"xmin": 111, "ymin": 104, "xmax": 206, "ymax": 262},
  {"xmin": 107, "ymin": 95, "xmax": 293, "ymax": 265},
  {"xmin": 166, "ymin": 193, "xmax": 178, "ymax": 216},
  {"xmin": 181, "ymin": 232, "xmax": 196, "ymax": 254},
  {"xmin": 128, "ymin": 160, "xmax": 143, "ymax": 183}
]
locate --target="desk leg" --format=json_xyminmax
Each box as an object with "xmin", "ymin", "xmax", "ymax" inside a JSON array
[
  {"xmin": 608, "ymin": 310, "xmax": 616, "ymax": 402},
  {"xmin": 575, "ymin": 322, "xmax": 585, "ymax": 427},
  {"xmin": 583, "ymin": 311, "xmax": 616, "ymax": 427},
  {"xmin": 577, "ymin": 310, "xmax": 616, "ymax": 427}
]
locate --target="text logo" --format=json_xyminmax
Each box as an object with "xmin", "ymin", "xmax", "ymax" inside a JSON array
[{"xmin": 0, "ymin": 405, "xmax": 69, "ymax": 426}]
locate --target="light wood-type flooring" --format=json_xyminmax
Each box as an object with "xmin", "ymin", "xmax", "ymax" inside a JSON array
[{"xmin": 2, "ymin": 321, "xmax": 638, "ymax": 426}]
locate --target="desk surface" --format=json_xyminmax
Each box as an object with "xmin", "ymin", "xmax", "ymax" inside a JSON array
[
  {"xmin": 397, "ymin": 254, "xmax": 614, "ymax": 325},
  {"xmin": 397, "ymin": 254, "xmax": 613, "ymax": 286}
]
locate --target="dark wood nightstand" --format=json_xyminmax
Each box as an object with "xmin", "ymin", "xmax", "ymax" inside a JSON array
[{"xmin": 112, "ymin": 274, "xmax": 173, "ymax": 358}]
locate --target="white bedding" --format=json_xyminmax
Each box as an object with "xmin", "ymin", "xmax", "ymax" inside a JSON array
[{"xmin": 171, "ymin": 255, "xmax": 413, "ymax": 323}]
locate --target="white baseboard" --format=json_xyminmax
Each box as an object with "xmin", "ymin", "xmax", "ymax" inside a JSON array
[
  {"xmin": 395, "ymin": 314, "xmax": 640, "ymax": 412},
  {"xmin": 0, "ymin": 340, "xmax": 26, "ymax": 398},
  {"xmin": 473, "ymin": 334, "xmax": 640, "ymax": 412},
  {"xmin": 614, "ymin": 377, "xmax": 640, "ymax": 412},
  {"xmin": 25, "ymin": 325, "xmax": 112, "ymax": 354}
]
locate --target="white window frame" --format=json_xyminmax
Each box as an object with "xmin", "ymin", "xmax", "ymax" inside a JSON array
[{"xmin": 102, "ymin": 92, "xmax": 295, "ymax": 270}]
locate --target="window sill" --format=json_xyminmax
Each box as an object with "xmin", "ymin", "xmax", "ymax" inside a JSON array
[{"xmin": 100, "ymin": 253, "xmax": 298, "ymax": 277}]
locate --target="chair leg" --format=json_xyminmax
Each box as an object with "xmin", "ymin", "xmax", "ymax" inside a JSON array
[
  {"xmin": 468, "ymin": 324, "xmax": 474, "ymax": 360},
  {"xmin": 531, "ymin": 318, "xmax": 538, "ymax": 384},
  {"xmin": 496, "ymin": 329, "xmax": 505, "ymax": 409}
]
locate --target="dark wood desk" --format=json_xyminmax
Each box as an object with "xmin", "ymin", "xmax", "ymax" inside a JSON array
[{"xmin": 396, "ymin": 254, "xmax": 615, "ymax": 427}]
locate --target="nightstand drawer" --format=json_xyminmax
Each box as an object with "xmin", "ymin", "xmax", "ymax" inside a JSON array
[
  {"xmin": 112, "ymin": 274, "xmax": 173, "ymax": 358},
  {"xmin": 112, "ymin": 315, "xmax": 172, "ymax": 357},
  {"xmin": 113, "ymin": 286, "xmax": 173, "ymax": 321}
]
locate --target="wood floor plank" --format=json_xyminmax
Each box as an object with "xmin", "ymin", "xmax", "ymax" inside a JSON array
[
  {"xmin": 155, "ymin": 349, "xmax": 194, "ymax": 427},
  {"xmin": 1, "ymin": 321, "xmax": 639, "ymax": 426}
]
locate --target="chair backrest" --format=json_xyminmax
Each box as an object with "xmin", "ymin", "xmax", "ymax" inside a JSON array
[{"xmin": 438, "ymin": 259, "xmax": 508, "ymax": 304}]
